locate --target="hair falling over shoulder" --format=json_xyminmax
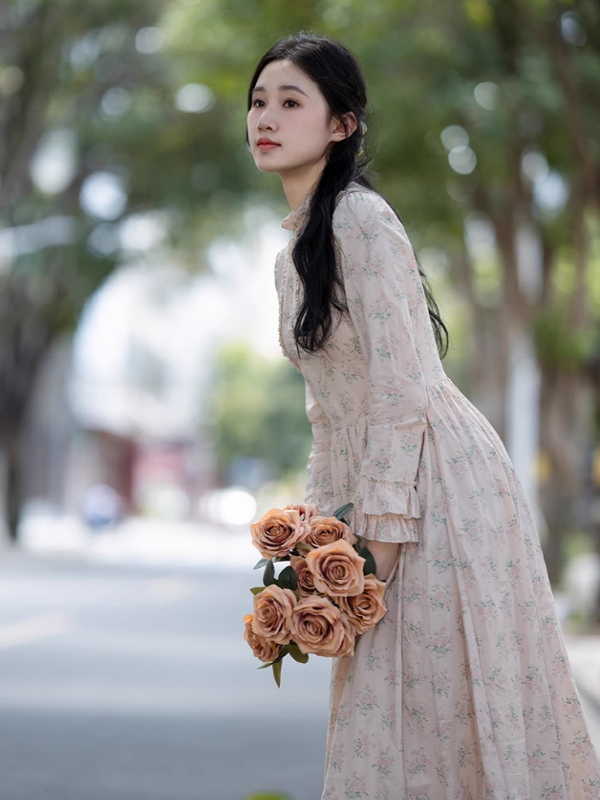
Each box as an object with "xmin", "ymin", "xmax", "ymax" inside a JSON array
[{"xmin": 246, "ymin": 32, "xmax": 450, "ymax": 360}]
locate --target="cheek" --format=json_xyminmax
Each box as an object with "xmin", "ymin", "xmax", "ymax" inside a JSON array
[
  {"xmin": 247, "ymin": 108, "xmax": 261, "ymax": 126},
  {"xmin": 295, "ymin": 115, "xmax": 331, "ymax": 146}
]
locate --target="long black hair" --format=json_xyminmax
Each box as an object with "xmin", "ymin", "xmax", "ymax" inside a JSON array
[{"xmin": 246, "ymin": 32, "xmax": 449, "ymax": 359}]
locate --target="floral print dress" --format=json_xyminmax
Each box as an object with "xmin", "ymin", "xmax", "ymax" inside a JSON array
[{"xmin": 275, "ymin": 181, "xmax": 600, "ymax": 800}]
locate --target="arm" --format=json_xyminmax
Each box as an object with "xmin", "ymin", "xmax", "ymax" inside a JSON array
[
  {"xmin": 333, "ymin": 191, "xmax": 429, "ymax": 543},
  {"xmin": 369, "ymin": 540, "xmax": 401, "ymax": 581},
  {"xmin": 304, "ymin": 379, "xmax": 335, "ymax": 515}
]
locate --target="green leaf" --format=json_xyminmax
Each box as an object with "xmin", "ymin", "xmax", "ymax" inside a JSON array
[
  {"xmin": 257, "ymin": 661, "xmax": 274, "ymax": 669},
  {"xmin": 263, "ymin": 558, "xmax": 276, "ymax": 586},
  {"xmin": 278, "ymin": 565, "xmax": 298, "ymax": 591},
  {"xmin": 272, "ymin": 645, "xmax": 288, "ymax": 664},
  {"xmin": 275, "ymin": 555, "xmax": 291, "ymax": 562},
  {"xmin": 272, "ymin": 659, "xmax": 282, "ymax": 687},
  {"xmin": 359, "ymin": 546, "xmax": 377, "ymax": 576},
  {"xmin": 253, "ymin": 557, "xmax": 269, "ymax": 570},
  {"xmin": 250, "ymin": 586, "xmax": 265, "ymax": 595},
  {"xmin": 333, "ymin": 502, "xmax": 354, "ymax": 522},
  {"xmin": 287, "ymin": 643, "xmax": 309, "ymax": 663}
]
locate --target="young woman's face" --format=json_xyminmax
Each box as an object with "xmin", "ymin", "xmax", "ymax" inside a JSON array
[{"xmin": 247, "ymin": 59, "xmax": 345, "ymax": 178}]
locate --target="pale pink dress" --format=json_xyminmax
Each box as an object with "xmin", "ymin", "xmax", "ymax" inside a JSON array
[{"xmin": 275, "ymin": 181, "xmax": 600, "ymax": 800}]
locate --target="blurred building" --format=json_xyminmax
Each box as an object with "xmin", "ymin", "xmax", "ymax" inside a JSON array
[{"xmin": 21, "ymin": 214, "xmax": 287, "ymax": 522}]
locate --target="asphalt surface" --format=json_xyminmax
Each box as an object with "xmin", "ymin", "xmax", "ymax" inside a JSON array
[
  {"xmin": 1, "ymin": 547, "xmax": 600, "ymax": 800},
  {"xmin": 0, "ymin": 551, "xmax": 330, "ymax": 800}
]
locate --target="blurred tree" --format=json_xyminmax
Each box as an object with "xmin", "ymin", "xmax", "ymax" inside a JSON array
[
  {"xmin": 209, "ymin": 342, "xmax": 311, "ymax": 483},
  {"xmin": 166, "ymin": 0, "xmax": 600, "ymax": 582},
  {"xmin": 0, "ymin": 0, "xmax": 257, "ymax": 538},
  {"xmin": 1, "ymin": 0, "xmax": 599, "ymax": 594}
]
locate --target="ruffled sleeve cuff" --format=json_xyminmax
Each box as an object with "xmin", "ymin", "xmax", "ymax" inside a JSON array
[
  {"xmin": 350, "ymin": 475, "xmax": 422, "ymax": 544},
  {"xmin": 352, "ymin": 474, "xmax": 421, "ymax": 516}
]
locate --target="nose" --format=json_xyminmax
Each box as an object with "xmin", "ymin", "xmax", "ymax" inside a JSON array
[{"xmin": 257, "ymin": 109, "xmax": 276, "ymax": 132}]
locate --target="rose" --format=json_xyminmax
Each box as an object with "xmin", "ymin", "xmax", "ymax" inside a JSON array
[
  {"xmin": 282, "ymin": 502, "xmax": 320, "ymax": 521},
  {"xmin": 305, "ymin": 539, "xmax": 365, "ymax": 598},
  {"xmin": 291, "ymin": 596, "xmax": 356, "ymax": 658},
  {"xmin": 302, "ymin": 515, "xmax": 357, "ymax": 551},
  {"xmin": 243, "ymin": 613, "xmax": 281, "ymax": 663},
  {"xmin": 251, "ymin": 584, "xmax": 297, "ymax": 644},
  {"xmin": 251, "ymin": 507, "xmax": 310, "ymax": 560},
  {"xmin": 290, "ymin": 555, "xmax": 317, "ymax": 597},
  {"xmin": 337, "ymin": 574, "xmax": 388, "ymax": 633}
]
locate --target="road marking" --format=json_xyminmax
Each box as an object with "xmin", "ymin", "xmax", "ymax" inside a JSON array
[{"xmin": 0, "ymin": 612, "xmax": 72, "ymax": 650}]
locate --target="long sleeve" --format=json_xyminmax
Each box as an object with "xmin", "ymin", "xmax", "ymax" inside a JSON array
[
  {"xmin": 304, "ymin": 379, "xmax": 335, "ymax": 515},
  {"xmin": 333, "ymin": 190, "xmax": 429, "ymax": 543}
]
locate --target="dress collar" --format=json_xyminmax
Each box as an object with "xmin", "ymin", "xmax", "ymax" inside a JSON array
[
  {"xmin": 280, "ymin": 181, "xmax": 363, "ymax": 235},
  {"xmin": 281, "ymin": 190, "xmax": 314, "ymax": 234}
]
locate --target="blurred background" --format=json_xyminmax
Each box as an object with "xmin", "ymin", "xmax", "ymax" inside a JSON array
[{"xmin": 1, "ymin": 0, "xmax": 600, "ymax": 798}]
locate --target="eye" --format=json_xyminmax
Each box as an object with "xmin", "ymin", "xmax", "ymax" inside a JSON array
[
  {"xmin": 283, "ymin": 99, "xmax": 299, "ymax": 107},
  {"xmin": 252, "ymin": 99, "xmax": 264, "ymax": 107}
]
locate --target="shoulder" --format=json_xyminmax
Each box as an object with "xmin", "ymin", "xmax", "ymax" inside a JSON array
[{"xmin": 332, "ymin": 188, "xmax": 411, "ymax": 247}]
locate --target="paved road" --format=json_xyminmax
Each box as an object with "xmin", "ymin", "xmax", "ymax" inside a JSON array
[
  {"xmin": 0, "ymin": 551, "xmax": 330, "ymax": 800},
  {"xmin": 1, "ymin": 548, "xmax": 599, "ymax": 800}
]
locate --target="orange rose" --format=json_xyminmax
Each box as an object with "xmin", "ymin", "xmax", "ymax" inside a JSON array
[
  {"xmin": 251, "ymin": 507, "xmax": 310, "ymax": 559},
  {"xmin": 305, "ymin": 539, "xmax": 365, "ymax": 598},
  {"xmin": 290, "ymin": 555, "xmax": 317, "ymax": 597},
  {"xmin": 303, "ymin": 515, "xmax": 357, "ymax": 551},
  {"xmin": 290, "ymin": 596, "xmax": 356, "ymax": 658},
  {"xmin": 337, "ymin": 574, "xmax": 388, "ymax": 633},
  {"xmin": 282, "ymin": 502, "xmax": 320, "ymax": 521},
  {"xmin": 251, "ymin": 584, "xmax": 296, "ymax": 644},
  {"xmin": 243, "ymin": 613, "xmax": 281, "ymax": 663}
]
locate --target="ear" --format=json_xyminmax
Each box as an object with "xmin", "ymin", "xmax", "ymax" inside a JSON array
[{"xmin": 329, "ymin": 111, "xmax": 358, "ymax": 142}]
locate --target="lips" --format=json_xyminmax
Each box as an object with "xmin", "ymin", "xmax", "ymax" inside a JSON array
[{"xmin": 257, "ymin": 138, "xmax": 280, "ymax": 150}]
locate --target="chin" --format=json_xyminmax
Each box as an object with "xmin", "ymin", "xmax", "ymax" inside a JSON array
[{"xmin": 255, "ymin": 162, "xmax": 283, "ymax": 174}]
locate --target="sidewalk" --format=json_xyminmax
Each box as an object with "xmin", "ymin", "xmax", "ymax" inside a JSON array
[{"xmin": 14, "ymin": 512, "xmax": 259, "ymax": 571}]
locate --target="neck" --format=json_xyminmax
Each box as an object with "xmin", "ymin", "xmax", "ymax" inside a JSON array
[{"xmin": 280, "ymin": 161, "xmax": 326, "ymax": 211}]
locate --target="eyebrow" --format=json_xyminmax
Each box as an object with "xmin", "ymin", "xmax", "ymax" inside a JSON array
[{"xmin": 252, "ymin": 84, "xmax": 309, "ymax": 97}]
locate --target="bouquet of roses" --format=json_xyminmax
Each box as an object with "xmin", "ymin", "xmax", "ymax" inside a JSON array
[{"xmin": 243, "ymin": 501, "xmax": 388, "ymax": 686}]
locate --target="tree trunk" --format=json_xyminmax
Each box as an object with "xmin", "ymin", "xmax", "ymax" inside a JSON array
[
  {"xmin": 5, "ymin": 433, "xmax": 23, "ymax": 541},
  {"xmin": 0, "ymin": 327, "xmax": 53, "ymax": 541},
  {"xmin": 538, "ymin": 365, "xmax": 591, "ymax": 584}
]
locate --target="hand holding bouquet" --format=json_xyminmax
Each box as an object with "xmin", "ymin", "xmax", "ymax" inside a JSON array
[{"xmin": 243, "ymin": 502, "xmax": 388, "ymax": 686}]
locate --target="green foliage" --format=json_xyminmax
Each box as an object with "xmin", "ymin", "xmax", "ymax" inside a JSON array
[
  {"xmin": 244, "ymin": 794, "xmax": 293, "ymax": 800},
  {"xmin": 532, "ymin": 310, "xmax": 596, "ymax": 370},
  {"xmin": 333, "ymin": 502, "xmax": 354, "ymax": 524},
  {"xmin": 563, "ymin": 529, "xmax": 594, "ymax": 564},
  {"xmin": 209, "ymin": 341, "xmax": 311, "ymax": 481},
  {"xmin": 277, "ymin": 565, "xmax": 298, "ymax": 590},
  {"xmin": 3, "ymin": 0, "xmax": 600, "ymax": 548},
  {"xmin": 263, "ymin": 558, "xmax": 276, "ymax": 586},
  {"xmin": 272, "ymin": 658, "xmax": 282, "ymax": 687},
  {"xmin": 359, "ymin": 546, "xmax": 377, "ymax": 576}
]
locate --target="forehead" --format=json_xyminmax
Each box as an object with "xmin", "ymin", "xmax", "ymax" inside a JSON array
[{"xmin": 253, "ymin": 59, "xmax": 315, "ymax": 95}]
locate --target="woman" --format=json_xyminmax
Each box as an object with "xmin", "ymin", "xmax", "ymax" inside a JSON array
[{"xmin": 246, "ymin": 32, "xmax": 600, "ymax": 800}]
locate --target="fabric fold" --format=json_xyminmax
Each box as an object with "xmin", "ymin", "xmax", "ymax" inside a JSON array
[
  {"xmin": 304, "ymin": 380, "xmax": 335, "ymax": 516},
  {"xmin": 333, "ymin": 190, "xmax": 429, "ymax": 499},
  {"xmin": 353, "ymin": 508, "xmax": 420, "ymax": 544},
  {"xmin": 351, "ymin": 473, "xmax": 421, "ymax": 517}
]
